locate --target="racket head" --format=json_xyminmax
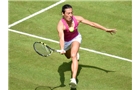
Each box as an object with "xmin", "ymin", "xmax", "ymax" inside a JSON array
[{"xmin": 33, "ymin": 42, "xmax": 53, "ymax": 57}]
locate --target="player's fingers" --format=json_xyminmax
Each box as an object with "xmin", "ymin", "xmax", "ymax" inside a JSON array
[{"xmin": 60, "ymin": 50, "xmax": 66, "ymax": 54}]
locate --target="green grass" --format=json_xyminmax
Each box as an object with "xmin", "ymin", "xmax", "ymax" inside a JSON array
[{"xmin": 9, "ymin": 0, "xmax": 132, "ymax": 90}]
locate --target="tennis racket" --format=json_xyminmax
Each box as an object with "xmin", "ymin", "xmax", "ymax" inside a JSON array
[{"xmin": 33, "ymin": 42, "xmax": 62, "ymax": 57}]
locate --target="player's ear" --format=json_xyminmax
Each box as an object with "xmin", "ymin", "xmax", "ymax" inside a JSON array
[{"xmin": 62, "ymin": 12, "xmax": 64, "ymax": 16}]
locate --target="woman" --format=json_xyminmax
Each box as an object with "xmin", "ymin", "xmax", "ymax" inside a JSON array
[{"xmin": 57, "ymin": 4, "xmax": 116, "ymax": 88}]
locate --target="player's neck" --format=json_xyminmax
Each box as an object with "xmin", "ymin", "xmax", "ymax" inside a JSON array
[
  {"xmin": 63, "ymin": 17, "xmax": 73, "ymax": 27},
  {"xmin": 66, "ymin": 20, "xmax": 72, "ymax": 24}
]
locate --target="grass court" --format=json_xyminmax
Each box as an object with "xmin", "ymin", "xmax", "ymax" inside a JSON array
[{"xmin": 8, "ymin": 0, "xmax": 132, "ymax": 90}]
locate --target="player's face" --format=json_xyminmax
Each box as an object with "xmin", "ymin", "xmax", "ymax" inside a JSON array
[{"xmin": 62, "ymin": 8, "xmax": 73, "ymax": 22}]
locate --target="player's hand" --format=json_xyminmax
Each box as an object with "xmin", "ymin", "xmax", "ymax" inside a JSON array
[
  {"xmin": 105, "ymin": 29, "xmax": 117, "ymax": 35},
  {"xmin": 59, "ymin": 49, "xmax": 66, "ymax": 54}
]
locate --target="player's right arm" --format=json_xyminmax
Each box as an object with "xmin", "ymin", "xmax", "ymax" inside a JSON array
[{"xmin": 57, "ymin": 20, "xmax": 65, "ymax": 54}]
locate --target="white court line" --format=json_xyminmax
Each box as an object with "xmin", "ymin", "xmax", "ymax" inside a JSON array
[
  {"xmin": 8, "ymin": 0, "xmax": 65, "ymax": 28},
  {"xmin": 9, "ymin": 29, "xmax": 132, "ymax": 62}
]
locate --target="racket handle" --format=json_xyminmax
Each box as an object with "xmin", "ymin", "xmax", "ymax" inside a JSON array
[{"xmin": 56, "ymin": 50, "xmax": 66, "ymax": 53}]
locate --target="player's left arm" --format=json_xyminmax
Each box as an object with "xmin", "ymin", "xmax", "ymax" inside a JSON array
[{"xmin": 75, "ymin": 16, "xmax": 117, "ymax": 34}]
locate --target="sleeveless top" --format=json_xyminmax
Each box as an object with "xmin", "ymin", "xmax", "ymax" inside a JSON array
[{"xmin": 61, "ymin": 16, "xmax": 79, "ymax": 42}]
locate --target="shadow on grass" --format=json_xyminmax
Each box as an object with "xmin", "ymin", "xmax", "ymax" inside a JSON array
[
  {"xmin": 35, "ymin": 85, "xmax": 78, "ymax": 90},
  {"xmin": 58, "ymin": 61, "xmax": 115, "ymax": 90},
  {"xmin": 70, "ymin": 88, "xmax": 77, "ymax": 90},
  {"xmin": 35, "ymin": 85, "xmax": 65, "ymax": 90},
  {"xmin": 35, "ymin": 61, "xmax": 114, "ymax": 90}
]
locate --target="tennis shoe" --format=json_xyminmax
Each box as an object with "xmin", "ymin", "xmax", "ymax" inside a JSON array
[{"xmin": 69, "ymin": 78, "xmax": 77, "ymax": 88}]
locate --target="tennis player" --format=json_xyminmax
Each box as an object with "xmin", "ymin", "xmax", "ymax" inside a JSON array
[{"xmin": 57, "ymin": 4, "xmax": 116, "ymax": 88}]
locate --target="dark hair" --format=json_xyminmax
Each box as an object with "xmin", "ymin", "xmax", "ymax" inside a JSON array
[{"xmin": 62, "ymin": 4, "xmax": 72, "ymax": 14}]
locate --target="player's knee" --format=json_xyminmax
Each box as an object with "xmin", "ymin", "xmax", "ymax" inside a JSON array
[{"xmin": 71, "ymin": 53, "xmax": 77, "ymax": 59}]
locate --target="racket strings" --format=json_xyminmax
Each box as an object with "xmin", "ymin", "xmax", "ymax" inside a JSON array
[{"xmin": 34, "ymin": 43, "xmax": 52, "ymax": 56}]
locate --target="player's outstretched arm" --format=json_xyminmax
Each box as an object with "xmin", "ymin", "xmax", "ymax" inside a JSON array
[{"xmin": 75, "ymin": 16, "xmax": 117, "ymax": 34}]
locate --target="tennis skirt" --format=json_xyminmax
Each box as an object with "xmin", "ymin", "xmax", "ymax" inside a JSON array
[{"xmin": 64, "ymin": 33, "xmax": 82, "ymax": 51}]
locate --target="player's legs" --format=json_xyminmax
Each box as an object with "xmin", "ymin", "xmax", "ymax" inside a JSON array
[
  {"xmin": 65, "ymin": 49, "xmax": 80, "ymax": 61},
  {"xmin": 64, "ymin": 34, "xmax": 81, "ymax": 88},
  {"xmin": 69, "ymin": 41, "xmax": 80, "ymax": 88},
  {"xmin": 70, "ymin": 41, "xmax": 80, "ymax": 79}
]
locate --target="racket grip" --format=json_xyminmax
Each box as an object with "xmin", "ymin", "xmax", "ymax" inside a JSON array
[{"xmin": 56, "ymin": 50, "xmax": 66, "ymax": 53}]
